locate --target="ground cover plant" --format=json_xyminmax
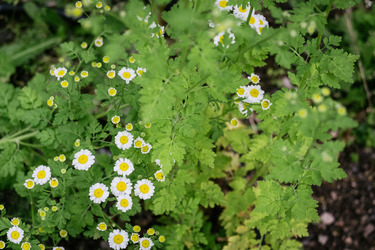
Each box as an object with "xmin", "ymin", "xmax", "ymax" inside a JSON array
[{"xmin": 0, "ymin": 0, "xmax": 364, "ymax": 249}]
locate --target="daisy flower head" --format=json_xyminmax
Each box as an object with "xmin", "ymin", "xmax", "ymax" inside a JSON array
[
  {"xmin": 103, "ymin": 56, "xmax": 110, "ymax": 63},
  {"xmin": 318, "ymin": 104, "xmax": 327, "ymax": 113},
  {"xmin": 115, "ymin": 131, "xmax": 134, "ymax": 150},
  {"xmin": 118, "ymin": 67, "xmax": 136, "ymax": 84},
  {"xmin": 133, "ymin": 225, "xmax": 141, "ymax": 232},
  {"xmin": 154, "ymin": 170, "xmax": 165, "ymax": 182},
  {"xmin": 72, "ymin": 149, "xmax": 95, "ymax": 171},
  {"xmin": 159, "ymin": 235, "xmax": 166, "ymax": 243},
  {"xmin": 108, "ymin": 229, "xmax": 129, "ymax": 250},
  {"xmin": 55, "ymin": 67, "xmax": 67, "ymax": 80},
  {"xmin": 96, "ymin": 1, "xmax": 103, "ymax": 8},
  {"xmin": 261, "ymin": 99, "xmax": 272, "ymax": 110},
  {"xmin": 61, "ymin": 80, "xmax": 69, "ymax": 88},
  {"xmin": 233, "ymin": 4, "xmax": 252, "ymax": 22},
  {"xmin": 58, "ymin": 154, "xmax": 66, "ymax": 162},
  {"xmin": 108, "ymin": 87, "xmax": 117, "ymax": 96},
  {"xmin": 136, "ymin": 67, "xmax": 146, "ymax": 76},
  {"xmin": 244, "ymin": 85, "xmax": 264, "ymax": 103},
  {"xmin": 89, "ymin": 183, "xmax": 109, "ymax": 204},
  {"xmin": 59, "ymin": 229, "xmax": 68, "ymax": 238},
  {"xmin": 115, "ymin": 194, "xmax": 133, "ymax": 213},
  {"xmin": 230, "ymin": 118, "xmax": 239, "ymax": 127},
  {"xmin": 75, "ymin": 1, "xmax": 82, "ymax": 8},
  {"xmin": 32, "ymin": 165, "xmax": 51, "ymax": 185},
  {"xmin": 53, "ymin": 247, "xmax": 65, "ymax": 250},
  {"xmin": 147, "ymin": 228, "xmax": 155, "ymax": 235},
  {"xmin": 134, "ymin": 179, "xmax": 155, "ymax": 200},
  {"xmin": 114, "ymin": 158, "xmax": 134, "ymax": 176},
  {"xmin": 139, "ymin": 237, "xmax": 154, "ymax": 250},
  {"xmin": 111, "ymin": 115, "xmax": 121, "ymax": 125},
  {"xmin": 248, "ymin": 73, "xmax": 260, "ymax": 84},
  {"xmin": 131, "ymin": 233, "xmax": 139, "ymax": 243},
  {"xmin": 11, "ymin": 218, "xmax": 20, "ymax": 226},
  {"xmin": 24, "ymin": 179, "xmax": 35, "ymax": 189},
  {"xmin": 97, "ymin": 222, "xmax": 107, "ymax": 231},
  {"xmin": 94, "ymin": 37, "xmax": 103, "ymax": 47},
  {"xmin": 47, "ymin": 99, "xmax": 54, "ymax": 107},
  {"xmin": 110, "ymin": 177, "xmax": 132, "ymax": 196},
  {"xmin": 107, "ymin": 70, "xmax": 116, "ymax": 79},
  {"xmin": 141, "ymin": 143, "xmax": 152, "ymax": 154},
  {"xmin": 0, "ymin": 241, "xmax": 5, "ymax": 249},
  {"xmin": 321, "ymin": 87, "xmax": 331, "ymax": 96},
  {"xmin": 49, "ymin": 68, "xmax": 56, "ymax": 76},
  {"xmin": 81, "ymin": 71, "xmax": 89, "ymax": 78},
  {"xmin": 213, "ymin": 29, "xmax": 235, "ymax": 48},
  {"xmin": 215, "ymin": 0, "xmax": 232, "ymax": 11},
  {"xmin": 7, "ymin": 226, "xmax": 24, "ymax": 244},
  {"xmin": 129, "ymin": 57, "xmax": 135, "ymax": 63},
  {"xmin": 21, "ymin": 242, "xmax": 31, "ymax": 250},
  {"xmin": 80, "ymin": 41, "xmax": 87, "ymax": 48},
  {"xmin": 236, "ymin": 86, "xmax": 248, "ymax": 98},
  {"xmin": 125, "ymin": 123, "xmax": 133, "ymax": 131},
  {"xmin": 298, "ymin": 108, "xmax": 308, "ymax": 118},
  {"xmin": 337, "ymin": 106, "xmax": 347, "ymax": 116},
  {"xmin": 38, "ymin": 244, "xmax": 45, "ymax": 250},
  {"xmin": 74, "ymin": 139, "xmax": 80, "ymax": 147},
  {"xmin": 74, "ymin": 76, "xmax": 80, "ymax": 82},
  {"xmin": 50, "ymin": 178, "xmax": 59, "ymax": 188},
  {"xmin": 312, "ymin": 93, "xmax": 323, "ymax": 104},
  {"xmin": 69, "ymin": 70, "xmax": 75, "ymax": 76},
  {"xmin": 134, "ymin": 137, "xmax": 144, "ymax": 148},
  {"xmin": 144, "ymin": 122, "xmax": 151, "ymax": 128}
]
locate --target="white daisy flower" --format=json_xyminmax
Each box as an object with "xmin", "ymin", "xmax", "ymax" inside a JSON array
[
  {"xmin": 55, "ymin": 67, "xmax": 67, "ymax": 80},
  {"xmin": 134, "ymin": 179, "xmax": 155, "ymax": 200},
  {"xmin": 136, "ymin": 67, "xmax": 146, "ymax": 76},
  {"xmin": 115, "ymin": 194, "xmax": 133, "ymax": 213},
  {"xmin": 81, "ymin": 71, "xmax": 89, "ymax": 78},
  {"xmin": 50, "ymin": 68, "xmax": 56, "ymax": 76},
  {"xmin": 95, "ymin": 37, "xmax": 103, "ymax": 47},
  {"xmin": 236, "ymin": 86, "xmax": 248, "ymax": 98},
  {"xmin": 215, "ymin": 0, "xmax": 232, "ymax": 11},
  {"xmin": 118, "ymin": 67, "xmax": 136, "ymax": 84},
  {"xmin": 111, "ymin": 116, "xmax": 120, "ymax": 125},
  {"xmin": 233, "ymin": 4, "xmax": 253, "ymax": 22},
  {"xmin": 114, "ymin": 131, "xmax": 134, "ymax": 150},
  {"xmin": 125, "ymin": 123, "xmax": 133, "ymax": 131},
  {"xmin": 261, "ymin": 99, "xmax": 272, "ymax": 110},
  {"xmin": 108, "ymin": 87, "xmax": 117, "ymax": 96},
  {"xmin": 139, "ymin": 237, "xmax": 154, "ymax": 250},
  {"xmin": 10, "ymin": 218, "xmax": 20, "ymax": 226},
  {"xmin": 32, "ymin": 165, "xmax": 51, "ymax": 185},
  {"xmin": 50, "ymin": 178, "xmax": 59, "ymax": 188},
  {"xmin": 133, "ymin": 137, "xmax": 144, "ymax": 148},
  {"xmin": 130, "ymin": 233, "xmax": 139, "ymax": 243},
  {"xmin": 108, "ymin": 229, "xmax": 129, "ymax": 250},
  {"xmin": 7, "ymin": 226, "xmax": 24, "ymax": 244},
  {"xmin": 248, "ymin": 73, "xmax": 260, "ymax": 84},
  {"xmin": 244, "ymin": 85, "xmax": 264, "ymax": 103},
  {"xmin": 110, "ymin": 177, "xmax": 132, "ymax": 196},
  {"xmin": 154, "ymin": 170, "xmax": 165, "ymax": 182},
  {"xmin": 129, "ymin": 56, "xmax": 135, "ymax": 63},
  {"xmin": 97, "ymin": 222, "xmax": 107, "ymax": 231},
  {"xmin": 89, "ymin": 183, "xmax": 109, "ymax": 204},
  {"xmin": 24, "ymin": 179, "xmax": 35, "ymax": 189},
  {"xmin": 107, "ymin": 70, "xmax": 116, "ymax": 79},
  {"xmin": 53, "ymin": 247, "xmax": 65, "ymax": 250},
  {"xmin": 72, "ymin": 149, "xmax": 95, "ymax": 171},
  {"xmin": 114, "ymin": 158, "xmax": 134, "ymax": 176},
  {"xmin": 60, "ymin": 80, "xmax": 69, "ymax": 88},
  {"xmin": 21, "ymin": 242, "xmax": 31, "ymax": 250},
  {"xmin": 141, "ymin": 143, "xmax": 152, "ymax": 154},
  {"xmin": 213, "ymin": 29, "xmax": 235, "ymax": 48}
]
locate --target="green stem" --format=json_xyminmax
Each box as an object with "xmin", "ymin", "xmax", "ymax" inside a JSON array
[
  {"xmin": 28, "ymin": 190, "xmax": 35, "ymax": 226},
  {"xmin": 0, "ymin": 131, "xmax": 38, "ymax": 145},
  {"xmin": 316, "ymin": 0, "xmax": 334, "ymax": 49},
  {"xmin": 258, "ymin": 234, "xmax": 264, "ymax": 250},
  {"xmin": 95, "ymin": 104, "xmax": 129, "ymax": 119},
  {"xmin": 246, "ymin": 5, "xmax": 254, "ymax": 24}
]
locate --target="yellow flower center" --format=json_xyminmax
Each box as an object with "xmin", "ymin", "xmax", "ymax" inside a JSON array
[
  {"xmin": 156, "ymin": 172, "xmax": 164, "ymax": 180},
  {"xmin": 260, "ymin": 19, "xmax": 264, "ymax": 25},
  {"xmin": 12, "ymin": 219, "xmax": 20, "ymax": 226},
  {"xmin": 133, "ymin": 226, "xmax": 141, "ymax": 232},
  {"xmin": 108, "ymin": 72, "xmax": 115, "ymax": 78},
  {"xmin": 98, "ymin": 223, "xmax": 107, "ymax": 230},
  {"xmin": 159, "ymin": 235, "xmax": 165, "ymax": 242},
  {"xmin": 138, "ymin": 70, "xmax": 144, "ymax": 75},
  {"xmin": 141, "ymin": 145, "xmax": 149, "ymax": 152},
  {"xmin": 122, "ymin": 72, "xmax": 131, "ymax": 79},
  {"xmin": 57, "ymin": 70, "xmax": 65, "ymax": 77},
  {"xmin": 219, "ymin": 35, "xmax": 224, "ymax": 44},
  {"xmin": 129, "ymin": 57, "xmax": 135, "ymax": 63},
  {"xmin": 120, "ymin": 136, "xmax": 128, "ymax": 144},
  {"xmin": 112, "ymin": 117, "xmax": 120, "ymax": 124},
  {"xmin": 22, "ymin": 243, "xmax": 31, "ymax": 250},
  {"xmin": 126, "ymin": 124, "xmax": 133, "ymax": 130},
  {"xmin": 94, "ymin": 188, "xmax": 104, "ymax": 198},
  {"xmin": 135, "ymin": 141, "xmax": 142, "ymax": 147},
  {"xmin": 0, "ymin": 242, "xmax": 4, "ymax": 248},
  {"xmin": 132, "ymin": 234, "xmax": 139, "ymax": 241},
  {"xmin": 11, "ymin": 231, "xmax": 19, "ymax": 240},
  {"xmin": 26, "ymin": 180, "xmax": 34, "ymax": 188},
  {"xmin": 37, "ymin": 170, "xmax": 46, "ymax": 179},
  {"xmin": 82, "ymin": 72, "xmax": 88, "ymax": 77},
  {"xmin": 259, "ymin": 27, "xmax": 263, "ymax": 34},
  {"xmin": 61, "ymin": 80, "xmax": 68, "ymax": 88},
  {"xmin": 147, "ymin": 228, "xmax": 155, "ymax": 235},
  {"xmin": 103, "ymin": 56, "xmax": 109, "ymax": 63},
  {"xmin": 250, "ymin": 89, "xmax": 259, "ymax": 97},
  {"xmin": 142, "ymin": 240, "xmax": 150, "ymax": 248},
  {"xmin": 239, "ymin": 6, "xmax": 247, "ymax": 12},
  {"xmin": 114, "ymin": 234, "xmax": 124, "ymax": 244},
  {"xmin": 231, "ymin": 120, "xmax": 238, "ymax": 126},
  {"xmin": 140, "ymin": 184, "xmax": 149, "ymax": 194},
  {"xmin": 116, "ymin": 181, "xmax": 127, "ymax": 191},
  {"xmin": 51, "ymin": 179, "xmax": 58, "ymax": 187},
  {"xmin": 237, "ymin": 88, "xmax": 244, "ymax": 95},
  {"xmin": 251, "ymin": 76, "xmax": 259, "ymax": 83},
  {"xmin": 47, "ymin": 100, "xmax": 53, "ymax": 106},
  {"xmin": 120, "ymin": 198, "xmax": 129, "ymax": 207},
  {"xmin": 219, "ymin": 1, "xmax": 227, "ymax": 7},
  {"xmin": 119, "ymin": 163, "xmax": 129, "ymax": 171},
  {"xmin": 78, "ymin": 154, "xmax": 88, "ymax": 164},
  {"xmin": 262, "ymin": 101, "xmax": 269, "ymax": 108},
  {"xmin": 109, "ymin": 89, "xmax": 116, "ymax": 95}
]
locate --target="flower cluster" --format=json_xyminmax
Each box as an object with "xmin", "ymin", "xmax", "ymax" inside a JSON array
[{"xmin": 236, "ymin": 73, "xmax": 272, "ymax": 116}]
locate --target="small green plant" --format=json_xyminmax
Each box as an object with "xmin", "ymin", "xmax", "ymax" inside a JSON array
[{"xmin": 0, "ymin": 0, "xmax": 359, "ymax": 249}]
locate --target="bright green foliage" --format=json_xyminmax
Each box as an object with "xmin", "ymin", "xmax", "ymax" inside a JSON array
[{"xmin": 0, "ymin": 0, "xmax": 360, "ymax": 249}]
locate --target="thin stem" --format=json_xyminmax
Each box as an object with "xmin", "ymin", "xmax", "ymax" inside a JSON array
[
  {"xmin": 28, "ymin": 190, "xmax": 35, "ymax": 226},
  {"xmin": 316, "ymin": 0, "xmax": 334, "ymax": 49},
  {"xmin": 258, "ymin": 234, "xmax": 264, "ymax": 250}
]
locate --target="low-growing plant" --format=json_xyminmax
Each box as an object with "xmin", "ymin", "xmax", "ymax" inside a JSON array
[{"xmin": 0, "ymin": 0, "xmax": 360, "ymax": 249}]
